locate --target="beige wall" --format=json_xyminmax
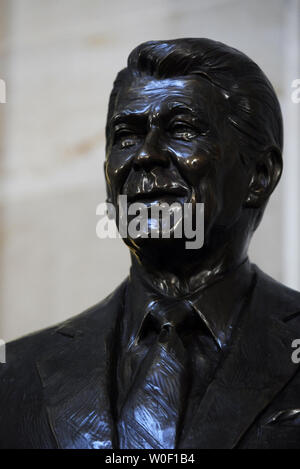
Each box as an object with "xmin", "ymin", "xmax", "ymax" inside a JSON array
[{"xmin": 0, "ymin": 0, "xmax": 299, "ymax": 341}]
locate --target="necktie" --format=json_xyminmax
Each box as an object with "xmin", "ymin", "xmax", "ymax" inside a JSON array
[{"xmin": 117, "ymin": 298, "xmax": 198, "ymax": 449}]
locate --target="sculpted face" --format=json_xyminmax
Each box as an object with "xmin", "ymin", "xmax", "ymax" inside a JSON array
[{"xmin": 105, "ymin": 76, "xmax": 252, "ymax": 249}]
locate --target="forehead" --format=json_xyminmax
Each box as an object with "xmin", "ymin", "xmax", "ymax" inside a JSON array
[{"xmin": 112, "ymin": 76, "xmax": 221, "ymax": 118}]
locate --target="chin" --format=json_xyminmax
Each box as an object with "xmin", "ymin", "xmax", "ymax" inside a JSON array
[{"xmin": 124, "ymin": 235, "xmax": 193, "ymax": 259}]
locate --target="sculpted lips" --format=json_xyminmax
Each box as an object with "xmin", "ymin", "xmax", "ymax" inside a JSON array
[
  {"xmin": 121, "ymin": 169, "xmax": 190, "ymax": 203},
  {"xmin": 125, "ymin": 186, "xmax": 189, "ymax": 203}
]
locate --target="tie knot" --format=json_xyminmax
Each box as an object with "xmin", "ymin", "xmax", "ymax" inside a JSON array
[
  {"xmin": 138, "ymin": 298, "xmax": 204, "ymax": 344},
  {"xmin": 151, "ymin": 299, "xmax": 194, "ymax": 329}
]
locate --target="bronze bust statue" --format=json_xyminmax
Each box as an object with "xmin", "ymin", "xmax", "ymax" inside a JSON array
[{"xmin": 1, "ymin": 38, "xmax": 300, "ymax": 449}]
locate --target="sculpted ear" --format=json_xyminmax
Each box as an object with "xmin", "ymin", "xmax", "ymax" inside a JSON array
[{"xmin": 244, "ymin": 146, "xmax": 283, "ymax": 208}]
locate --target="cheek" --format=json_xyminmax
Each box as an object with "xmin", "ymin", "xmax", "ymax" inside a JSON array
[
  {"xmin": 168, "ymin": 141, "xmax": 224, "ymax": 226},
  {"xmin": 106, "ymin": 151, "xmax": 133, "ymax": 192},
  {"xmin": 169, "ymin": 140, "xmax": 219, "ymax": 186},
  {"xmin": 223, "ymin": 170, "xmax": 248, "ymax": 209},
  {"xmin": 198, "ymin": 170, "xmax": 223, "ymax": 232},
  {"xmin": 216, "ymin": 160, "xmax": 251, "ymax": 225}
]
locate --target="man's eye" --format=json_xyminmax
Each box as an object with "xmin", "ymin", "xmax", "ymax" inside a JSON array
[
  {"xmin": 114, "ymin": 130, "xmax": 139, "ymax": 149},
  {"xmin": 120, "ymin": 137, "xmax": 137, "ymax": 149},
  {"xmin": 168, "ymin": 120, "xmax": 209, "ymax": 141},
  {"xmin": 168, "ymin": 122, "xmax": 198, "ymax": 141}
]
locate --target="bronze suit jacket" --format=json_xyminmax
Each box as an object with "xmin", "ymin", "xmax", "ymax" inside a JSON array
[{"xmin": 1, "ymin": 264, "xmax": 300, "ymax": 449}]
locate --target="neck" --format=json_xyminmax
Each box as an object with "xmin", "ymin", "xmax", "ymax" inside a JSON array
[{"xmin": 130, "ymin": 239, "xmax": 249, "ymax": 297}]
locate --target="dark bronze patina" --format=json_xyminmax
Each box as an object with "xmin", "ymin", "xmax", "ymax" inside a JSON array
[{"xmin": 1, "ymin": 38, "xmax": 300, "ymax": 449}]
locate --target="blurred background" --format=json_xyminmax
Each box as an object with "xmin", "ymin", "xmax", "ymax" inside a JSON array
[{"xmin": 0, "ymin": 0, "xmax": 299, "ymax": 342}]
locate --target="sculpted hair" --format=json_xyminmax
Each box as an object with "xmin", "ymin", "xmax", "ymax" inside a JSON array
[{"xmin": 106, "ymin": 38, "xmax": 283, "ymax": 165}]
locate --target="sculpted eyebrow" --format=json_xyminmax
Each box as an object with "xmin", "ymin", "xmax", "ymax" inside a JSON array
[
  {"xmin": 164, "ymin": 103, "xmax": 208, "ymax": 124},
  {"xmin": 167, "ymin": 103, "xmax": 196, "ymax": 114},
  {"xmin": 110, "ymin": 113, "xmax": 145, "ymax": 129}
]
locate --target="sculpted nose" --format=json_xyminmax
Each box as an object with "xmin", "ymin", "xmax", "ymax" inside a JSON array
[{"xmin": 133, "ymin": 130, "xmax": 169, "ymax": 171}]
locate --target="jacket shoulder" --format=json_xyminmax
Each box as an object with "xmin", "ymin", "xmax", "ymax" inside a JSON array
[
  {"xmin": 0, "ymin": 279, "xmax": 127, "ymax": 381},
  {"xmin": 252, "ymin": 264, "xmax": 300, "ymax": 317},
  {"xmin": 0, "ymin": 280, "xmax": 127, "ymax": 448}
]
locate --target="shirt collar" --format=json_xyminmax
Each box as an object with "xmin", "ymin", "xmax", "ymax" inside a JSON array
[{"xmin": 124, "ymin": 259, "xmax": 254, "ymax": 350}]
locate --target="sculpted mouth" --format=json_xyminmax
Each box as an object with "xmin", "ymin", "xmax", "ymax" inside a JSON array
[{"xmin": 125, "ymin": 187, "xmax": 189, "ymax": 203}]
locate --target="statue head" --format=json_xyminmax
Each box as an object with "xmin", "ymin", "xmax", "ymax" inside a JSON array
[{"xmin": 104, "ymin": 38, "xmax": 283, "ymax": 268}]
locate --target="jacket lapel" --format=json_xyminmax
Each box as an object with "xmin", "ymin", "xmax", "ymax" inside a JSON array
[
  {"xmin": 179, "ymin": 267, "xmax": 300, "ymax": 449},
  {"xmin": 36, "ymin": 280, "xmax": 127, "ymax": 449}
]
